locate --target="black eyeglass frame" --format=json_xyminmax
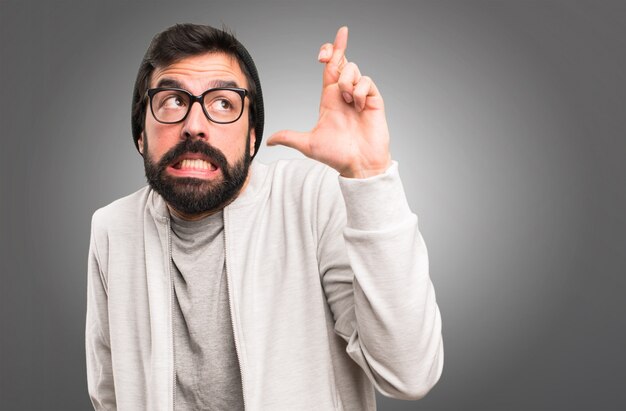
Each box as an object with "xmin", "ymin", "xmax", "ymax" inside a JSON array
[{"xmin": 146, "ymin": 87, "xmax": 249, "ymax": 125}]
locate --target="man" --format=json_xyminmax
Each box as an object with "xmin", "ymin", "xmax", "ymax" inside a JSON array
[{"xmin": 86, "ymin": 23, "xmax": 443, "ymax": 410}]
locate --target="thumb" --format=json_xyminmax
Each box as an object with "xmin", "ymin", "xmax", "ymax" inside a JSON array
[{"xmin": 267, "ymin": 130, "xmax": 312, "ymax": 156}]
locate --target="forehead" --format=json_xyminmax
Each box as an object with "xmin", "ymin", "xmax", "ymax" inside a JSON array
[{"xmin": 150, "ymin": 52, "xmax": 248, "ymax": 90}]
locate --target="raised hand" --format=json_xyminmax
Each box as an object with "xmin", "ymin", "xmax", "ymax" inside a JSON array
[{"xmin": 267, "ymin": 27, "xmax": 392, "ymax": 178}]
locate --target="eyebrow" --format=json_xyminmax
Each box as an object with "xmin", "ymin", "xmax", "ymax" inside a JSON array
[{"xmin": 154, "ymin": 78, "xmax": 240, "ymax": 90}]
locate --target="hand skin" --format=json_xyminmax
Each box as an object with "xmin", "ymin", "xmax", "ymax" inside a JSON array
[{"xmin": 267, "ymin": 26, "xmax": 392, "ymax": 179}]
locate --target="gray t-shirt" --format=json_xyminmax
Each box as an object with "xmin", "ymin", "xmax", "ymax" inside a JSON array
[{"xmin": 170, "ymin": 210, "xmax": 244, "ymax": 410}]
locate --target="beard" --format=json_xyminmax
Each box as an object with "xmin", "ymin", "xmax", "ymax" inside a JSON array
[{"xmin": 143, "ymin": 135, "xmax": 251, "ymax": 216}]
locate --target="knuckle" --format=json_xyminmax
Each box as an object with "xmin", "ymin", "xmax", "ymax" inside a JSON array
[
  {"xmin": 346, "ymin": 62, "xmax": 360, "ymax": 76},
  {"xmin": 338, "ymin": 77, "xmax": 352, "ymax": 91},
  {"xmin": 338, "ymin": 72, "xmax": 352, "ymax": 85}
]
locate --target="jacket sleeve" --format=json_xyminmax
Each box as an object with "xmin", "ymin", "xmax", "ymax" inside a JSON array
[
  {"xmin": 317, "ymin": 161, "xmax": 443, "ymax": 400},
  {"xmin": 85, "ymin": 211, "xmax": 117, "ymax": 410}
]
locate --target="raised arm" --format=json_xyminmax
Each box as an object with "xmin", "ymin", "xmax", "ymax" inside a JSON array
[{"xmin": 277, "ymin": 27, "xmax": 444, "ymax": 399}]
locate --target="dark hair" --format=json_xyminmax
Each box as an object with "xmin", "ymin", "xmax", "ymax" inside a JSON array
[{"xmin": 131, "ymin": 23, "xmax": 264, "ymax": 157}]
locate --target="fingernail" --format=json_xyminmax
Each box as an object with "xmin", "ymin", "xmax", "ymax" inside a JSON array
[
  {"xmin": 342, "ymin": 92, "xmax": 353, "ymax": 104},
  {"xmin": 318, "ymin": 49, "xmax": 329, "ymax": 60}
]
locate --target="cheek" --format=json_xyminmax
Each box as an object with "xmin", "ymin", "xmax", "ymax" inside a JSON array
[
  {"xmin": 219, "ymin": 125, "xmax": 250, "ymax": 157},
  {"xmin": 144, "ymin": 123, "xmax": 180, "ymax": 158}
]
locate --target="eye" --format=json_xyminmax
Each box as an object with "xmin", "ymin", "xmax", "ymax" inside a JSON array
[
  {"xmin": 161, "ymin": 94, "xmax": 186, "ymax": 109},
  {"xmin": 155, "ymin": 90, "xmax": 188, "ymax": 110},
  {"xmin": 210, "ymin": 97, "xmax": 234, "ymax": 112}
]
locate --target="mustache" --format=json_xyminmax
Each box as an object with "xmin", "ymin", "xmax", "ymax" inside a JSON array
[{"xmin": 157, "ymin": 139, "xmax": 230, "ymax": 177}]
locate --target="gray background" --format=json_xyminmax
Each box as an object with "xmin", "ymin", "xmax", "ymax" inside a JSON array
[{"xmin": 1, "ymin": 0, "xmax": 625, "ymax": 410}]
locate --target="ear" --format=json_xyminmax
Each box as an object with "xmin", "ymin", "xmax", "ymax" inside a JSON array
[
  {"xmin": 249, "ymin": 128, "xmax": 256, "ymax": 157},
  {"xmin": 138, "ymin": 132, "xmax": 145, "ymax": 155}
]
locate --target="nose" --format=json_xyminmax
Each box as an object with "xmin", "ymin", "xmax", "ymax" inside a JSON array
[{"xmin": 181, "ymin": 101, "xmax": 210, "ymax": 140}]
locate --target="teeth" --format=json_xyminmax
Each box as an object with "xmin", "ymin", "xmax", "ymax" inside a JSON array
[{"xmin": 180, "ymin": 159, "xmax": 214, "ymax": 170}]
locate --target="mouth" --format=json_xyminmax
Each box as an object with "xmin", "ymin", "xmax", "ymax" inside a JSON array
[{"xmin": 166, "ymin": 154, "xmax": 220, "ymax": 179}]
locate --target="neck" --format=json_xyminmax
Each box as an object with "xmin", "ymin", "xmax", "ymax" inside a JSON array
[{"xmin": 167, "ymin": 204, "xmax": 220, "ymax": 221}]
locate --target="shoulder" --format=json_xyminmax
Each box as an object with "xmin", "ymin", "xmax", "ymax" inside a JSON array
[
  {"xmin": 238, "ymin": 158, "xmax": 340, "ymax": 208},
  {"xmin": 234, "ymin": 158, "xmax": 343, "ymax": 220},
  {"xmin": 90, "ymin": 186, "xmax": 152, "ymax": 234},
  {"xmin": 263, "ymin": 158, "xmax": 344, "ymax": 217},
  {"xmin": 265, "ymin": 158, "xmax": 339, "ymax": 191}
]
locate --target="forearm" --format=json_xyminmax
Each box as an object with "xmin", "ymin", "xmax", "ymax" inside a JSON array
[{"xmin": 336, "ymin": 162, "xmax": 443, "ymax": 399}]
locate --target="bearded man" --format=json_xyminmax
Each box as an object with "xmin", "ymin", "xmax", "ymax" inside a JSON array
[{"xmin": 86, "ymin": 23, "xmax": 443, "ymax": 411}]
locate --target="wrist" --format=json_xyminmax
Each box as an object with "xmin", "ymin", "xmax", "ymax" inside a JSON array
[{"xmin": 339, "ymin": 157, "xmax": 392, "ymax": 179}]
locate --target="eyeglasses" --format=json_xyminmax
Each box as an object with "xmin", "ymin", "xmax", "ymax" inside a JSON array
[{"xmin": 146, "ymin": 87, "xmax": 249, "ymax": 125}]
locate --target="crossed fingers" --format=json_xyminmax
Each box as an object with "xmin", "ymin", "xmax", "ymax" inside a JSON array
[{"xmin": 317, "ymin": 27, "xmax": 379, "ymax": 112}]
